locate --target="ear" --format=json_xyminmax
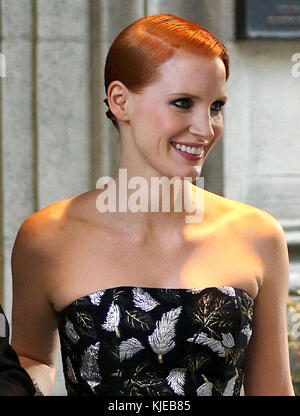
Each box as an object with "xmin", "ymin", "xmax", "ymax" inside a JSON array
[{"xmin": 107, "ymin": 81, "xmax": 130, "ymax": 122}]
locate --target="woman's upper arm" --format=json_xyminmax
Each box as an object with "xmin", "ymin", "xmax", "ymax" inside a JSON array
[
  {"xmin": 243, "ymin": 212, "xmax": 295, "ymax": 396},
  {"xmin": 10, "ymin": 213, "xmax": 60, "ymax": 370}
]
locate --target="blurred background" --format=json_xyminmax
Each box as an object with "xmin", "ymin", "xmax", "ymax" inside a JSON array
[{"xmin": 0, "ymin": 0, "xmax": 299, "ymax": 396}]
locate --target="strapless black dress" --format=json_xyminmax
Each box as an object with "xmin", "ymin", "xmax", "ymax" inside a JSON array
[{"xmin": 57, "ymin": 285, "xmax": 254, "ymax": 396}]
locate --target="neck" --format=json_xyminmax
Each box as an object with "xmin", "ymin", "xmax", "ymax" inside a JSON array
[{"xmin": 96, "ymin": 169, "xmax": 205, "ymax": 238}]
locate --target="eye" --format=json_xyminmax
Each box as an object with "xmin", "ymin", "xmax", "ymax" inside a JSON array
[
  {"xmin": 171, "ymin": 98, "xmax": 226, "ymax": 112},
  {"xmin": 210, "ymin": 100, "xmax": 225, "ymax": 112},
  {"xmin": 171, "ymin": 98, "xmax": 193, "ymax": 110}
]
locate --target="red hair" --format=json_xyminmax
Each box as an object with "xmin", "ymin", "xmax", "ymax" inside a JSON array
[{"xmin": 104, "ymin": 14, "xmax": 229, "ymax": 129}]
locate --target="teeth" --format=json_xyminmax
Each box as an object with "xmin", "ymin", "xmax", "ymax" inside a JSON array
[{"xmin": 173, "ymin": 142, "xmax": 203, "ymax": 155}]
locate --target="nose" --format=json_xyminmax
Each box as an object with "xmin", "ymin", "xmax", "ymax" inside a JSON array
[{"xmin": 188, "ymin": 113, "xmax": 215, "ymax": 143}]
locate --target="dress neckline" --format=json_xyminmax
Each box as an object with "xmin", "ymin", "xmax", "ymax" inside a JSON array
[{"xmin": 57, "ymin": 285, "xmax": 255, "ymax": 315}]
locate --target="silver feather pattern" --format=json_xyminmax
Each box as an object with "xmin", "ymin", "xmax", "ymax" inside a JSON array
[
  {"xmin": 148, "ymin": 306, "xmax": 182, "ymax": 363},
  {"xmin": 223, "ymin": 372, "xmax": 239, "ymax": 396},
  {"xmin": 166, "ymin": 368, "xmax": 186, "ymax": 395},
  {"xmin": 132, "ymin": 287, "xmax": 160, "ymax": 312},
  {"xmin": 241, "ymin": 324, "xmax": 252, "ymax": 343},
  {"xmin": 66, "ymin": 356, "xmax": 78, "ymax": 384},
  {"xmin": 119, "ymin": 337, "xmax": 145, "ymax": 362},
  {"xmin": 65, "ymin": 318, "xmax": 80, "ymax": 344},
  {"xmin": 197, "ymin": 381, "xmax": 214, "ymax": 396},
  {"xmin": 218, "ymin": 287, "xmax": 238, "ymax": 306},
  {"xmin": 187, "ymin": 332, "xmax": 226, "ymax": 357},
  {"xmin": 80, "ymin": 342, "xmax": 102, "ymax": 390},
  {"xmin": 221, "ymin": 332, "xmax": 235, "ymax": 348},
  {"xmin": 89, "ymin": 290, "xmax": 105, "ymax": 306},
  {"xmin": 218, "ymin": 286, "xmax": 236, "ymax": 297},
  {"xmin": 186, "ymin": 288, "xmax": 204, "ymax": 294},
  {"xmin": 101, "ymin": 301, "xmax": 121, "ymax": 337}
]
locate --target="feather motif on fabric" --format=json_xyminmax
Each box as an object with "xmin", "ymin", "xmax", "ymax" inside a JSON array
[
  {"xmin": 119, "ymin": 337, "xmax": 145, "ymax": 362},
  {"xmin": 187, "ymin": 331, "xmax": 235, "ymax": 355},
  {"xmin": 89, "ymin": 290, "xmax": 105, "ymax": 306},
  {"xmin": 66, "ymin": 356, "xmax": 78, "ymax": 384},
  {"xmin": 241, "ymin": 324, "xmax": 252, "ymax": 343},
  {"xmin": 197, "ymin": 381, "xmax": 214, "ymax": 396},
  {"xmin": 217, "ymin": 286, "xmax": 238, "ymax": 307},
  {"xmin": 101, "ymin": 301, "xmax": 121, "ymax": 337},
  {"xmin": 76, "ymin": 311, "xmax": 97, "ymax": 338},
  {"xmin": 65, "ymin": 318, "xmax": 80, "ymax": 343},
  {"xmin": 187, "ymin": 332, "xmax": 226, "ymax": 357},
  {"xmin": 186, "ymin": 288, "xmax": 204, "ymax": 294},
  {"xmin": 132, "ymin": 287, "xmax": 160, "ymax": 312},
  {"xmin": 148, "ymin": 306, "xmax": 182, "ymax": 363},
  {"xmin": 58, "ymin": 286, "xmax": 254, "ymax": 396},
  {"xmin": 221, "ymin": 332, "xmax": 235, "ymax": 348},
  {"xmin": 166, "ymin": 368, "xmax": 186, "ymax": 395},
  {"xmin": 80, "ymin": 342, "xmax": 102, "ymax": 390},
  {"xmin": 124, "ymin": 308, "xmax": 153, "ymax": 331},
  {"xmin": 218, "ymin": 287, "xmax": 236, "ymax": 298},
  {"xmin": 223, "ymin": 372, "xmax": 239, "ymax": 396}
]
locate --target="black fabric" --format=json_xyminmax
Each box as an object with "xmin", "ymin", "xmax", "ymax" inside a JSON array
[
  {"xmin": 0, "ymin": 305, "xmax": 36, "ymax": 396},
  {"xmin": 58, "ymin": 285, "xmax": 254, "ymax": 396}
]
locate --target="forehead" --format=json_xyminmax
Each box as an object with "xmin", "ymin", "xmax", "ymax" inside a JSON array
[{"xmin": 146, "ymin": 52, "xmax": 227, "ymax": 98}]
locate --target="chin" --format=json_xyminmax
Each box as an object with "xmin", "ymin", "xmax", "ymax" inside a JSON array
[
  {"xmin": 177, "ymin": 165, "xmax": 203, "ymax": 181},
  {"xmin": 162, "ymin": 167, "xmax": 202, "ymax": 183}
]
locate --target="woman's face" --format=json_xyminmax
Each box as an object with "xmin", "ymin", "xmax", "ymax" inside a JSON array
[{"xmin": 122, "ymin": 51, "xmax": 228, "ymax": 181}]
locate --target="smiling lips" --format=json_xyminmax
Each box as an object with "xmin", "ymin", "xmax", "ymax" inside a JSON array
[{"xmin": 170, "ymin": 141, "xmax": 206, "ymax": 160}]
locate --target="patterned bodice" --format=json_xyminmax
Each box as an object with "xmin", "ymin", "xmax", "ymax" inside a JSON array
[{"xmin": 57, "ymin": 285, "xmax": 254, "ymax": 396}]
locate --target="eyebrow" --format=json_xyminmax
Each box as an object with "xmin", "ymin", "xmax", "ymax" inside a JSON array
[{"xmin": 167, "ymin": 92, "xmax": 229, "ymax": 101}]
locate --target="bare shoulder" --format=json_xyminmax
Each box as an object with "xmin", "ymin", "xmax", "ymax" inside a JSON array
[
  {"xmin": 206, "ymin": 190, "xmax": 285, "ymax": 237},
  {"xmin": 14, "ymin": 198, "xmax": 72, "ymax": 256},
  {"xmin": 11, "ymin": 191, "xmax": 100, "ymax": 311},
  {"xmin": 209, "ymin": 192, "xmax": 288, "ymax": 287},
  {"xmin": 205, "ymin": 189, "xmax": 287, "ymax": 265},
  {"xmin": 228, "ymin": 199, "xmax": 287, "ymax": 251},
  {"xmin": 13, "ymin": 190, "xmax": 105, "ymax": 274},
  {"xmin": 14, "ymin": 189, "xmax": 97, "ymax": 248}
]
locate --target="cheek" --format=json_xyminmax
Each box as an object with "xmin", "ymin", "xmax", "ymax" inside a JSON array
[
  {"xmin": 213, "ymin": 117, "xmax": 224, "ymax": 138},
  {"xmin": 155, "ymin": 111, "xmax": 185, "ymax": 137},
  {"xmin": 135, "ymin": 104, "xmax": 166, "ymax": 132}
]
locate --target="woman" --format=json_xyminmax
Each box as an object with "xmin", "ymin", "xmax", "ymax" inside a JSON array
[{"xmin": 10, "ymin": 14, "xmax": 294, "ymax": 396}]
